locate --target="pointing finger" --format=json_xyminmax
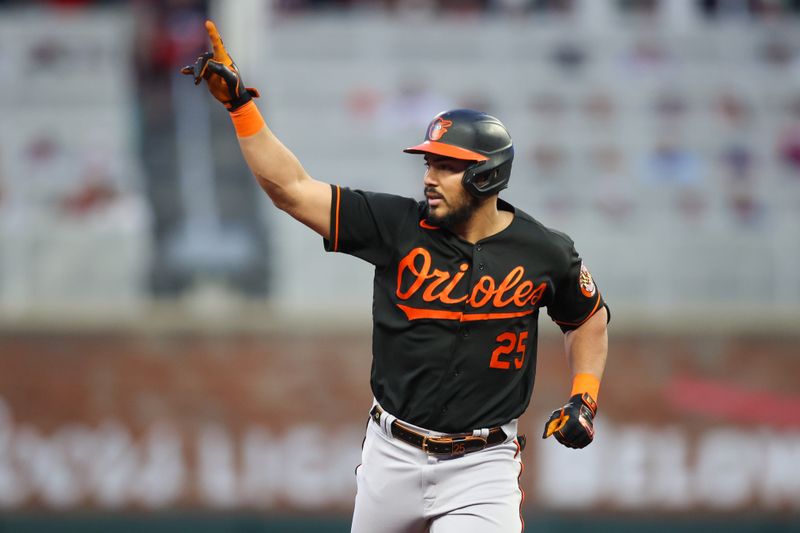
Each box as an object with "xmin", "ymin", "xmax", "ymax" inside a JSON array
[{"xmin": 205, "ymin": 20, "xmax": 232, "ymax": 66}]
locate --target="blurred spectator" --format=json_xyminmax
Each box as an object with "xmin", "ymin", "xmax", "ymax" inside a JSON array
[
  {"xmin": 728, "ymin": 191, "xmax": 766, "ymax": 227},
  {"xmin": 698, "ymin": 0, "xmax": 751, "ymax": 19},
  {"xmin": 673, "ymin": 188, "xmax": 709, "ymax": 223},
  {"xmin": 61, "ymin": 169, "xmax": 118, "ymax": 217},
  {"xmin": 376, "ymin": 78, "xmax": 452, "ymax": 134},
  {"xmin": 720, "ymin": 144, "xmax": 756, "ymax": 182},
  {"xmin": 275, "ymin": 0, "xmax": 579, "ymax": 15},
  {"xmin": 489, "ymin": 0, "xmax": 575, "ymax": 15},
  {"xmin": 549, "ymin": 41, "xmax": 588, "ymax": 74},
  {"xmin": 0, "ymin": 151, "xmax": 5, "ymax": 208},
  {"xmin": 529, "ymin": 143, "xmax": 568, "ymax": 179},
  {"xmin": 439, "ymin": 0, "xmax": 487, "ymax": 15},
  {"xmin": 697, "ymin": 0, "xmax": 800, "ymax": 20},
  {"xmin": 582, "ymin": 92, "xmax": 616, "ymax": 123},
  {"xmin": 717, "ymin": 142, "xmax": 766, "ymax": 227},
  {"xmin": 641, "ymin": 139, "xmax": 702, "ymax": 185},
  {"xmin": 653, "ymin": 91, "xmax": 689, "ymax": 121},
  {"xmin": 528, "ymin": 0, "xmax": 574, "ymax": 14},
  {"xmin": 714, "ymin": 91, "xmax": 752, "ymax": 127},
  {"xmin": 752, "ymin": 0, "xmax": 800, "ymax": 17},
  {"xmin": 0, "ymin": 0, "xmax": 127, "ymax": 6},
  {"xmin": 23, "ymin": 135, "xmax": 71, "ymax": 208},
  {"xmin": 488, "ymin": 0, "xmax": 528, "ymax": 15},
  {"xmin": 133, "ymin": 0, "xmax": 209, "ymax": 77},
  {"xmin": 527, "ymin": 143, "xmax": 577, "ymax": 220},
  {"xmin": 778, "ymin": 123, "xmax": 800, "ymax": 174},
  {"xmin": 390, "ymin": 0, "xmax": 436, "ymax": 16},
  {"xmin": 589, "ymin": 145, "xmax": 637, "ymax": 224},
  {"xmin": 346, "ymin": 86, "xmax": 383, "ymax": 120},
  {"xmin": 618, "ymin": 0, "xmax": 661, "ymax": 17},
  {"xmin": 760, "ymin": 39, "xmax": 796, "ymax": 69},
  {"xmin": 529, "ymin": 92, "xmax": 566, "ymax": 121},
  {"xmin": 787, "ymin": 94, "xmax": 800, "ymax": 118},
  {"xmin": 621, "ymin": 39, "xmax": 671, "ymax": 78}
]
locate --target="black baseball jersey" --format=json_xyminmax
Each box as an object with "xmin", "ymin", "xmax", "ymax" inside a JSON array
[{"xmin": 324, "ymin": 185, "xmax": 608, "ymax": 433}]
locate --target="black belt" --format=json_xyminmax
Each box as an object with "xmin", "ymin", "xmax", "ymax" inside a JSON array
[{"xmin": 370, "ymin": 405, "xmax": 509, "ymax": 457}]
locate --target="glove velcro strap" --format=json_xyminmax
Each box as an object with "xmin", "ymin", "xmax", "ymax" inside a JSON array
[
  {"xmin": 229, "ymin": 101, "xmax": 266, "ymax": 138},
  {"xmin": 579, "ymin": 393, "xmax": 597, "ymax": 416}
]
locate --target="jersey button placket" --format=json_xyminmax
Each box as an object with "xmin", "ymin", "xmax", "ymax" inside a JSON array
[{"xmin": 435, "ymin": 247, "xmax": 473, "ymax": 423}]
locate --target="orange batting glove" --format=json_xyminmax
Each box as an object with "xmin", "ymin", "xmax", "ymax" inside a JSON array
[
  {"xmin": 181, "ymin": 20, "xmax": 260, "ymax": 111},
  {"xmin": 542, "ymin": 392, "xmax": 598, "ymax": 449}
]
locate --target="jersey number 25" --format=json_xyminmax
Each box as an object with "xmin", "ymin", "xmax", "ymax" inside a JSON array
[{"xmin": 490, "ymin": 331, "xmax": 528, "ymax": 370}]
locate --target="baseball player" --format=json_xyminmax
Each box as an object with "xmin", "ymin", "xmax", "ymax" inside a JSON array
[{"xmin": 183, "ymin": 21, "xmax": 609, "ymax": 533}]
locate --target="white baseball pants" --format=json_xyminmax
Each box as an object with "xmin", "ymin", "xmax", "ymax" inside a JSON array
[{"xmin": 350, "ymin": 412, "xmax": 524, "ymax": 533}]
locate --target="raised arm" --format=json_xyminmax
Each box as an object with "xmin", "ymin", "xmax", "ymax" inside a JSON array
[{"xmin": 181, "ymin": 20, "xmax": 332, "ymax": 238}]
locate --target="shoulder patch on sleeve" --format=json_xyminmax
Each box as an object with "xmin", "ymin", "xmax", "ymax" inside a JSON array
[{"xmin": 579, "ymin": 262, "xmax": 597, "ymax": 298}]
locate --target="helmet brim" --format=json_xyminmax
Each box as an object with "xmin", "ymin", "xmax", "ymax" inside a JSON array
[{"xmin": 403, "ymin": 140, "xmax": 489, "ymax": 162}]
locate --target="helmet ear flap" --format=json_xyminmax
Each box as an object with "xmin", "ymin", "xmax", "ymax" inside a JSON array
[
  {"xmin": 473, "ymin": 170, "xmax": 497, "ymax": 189},
  {"xmin": 462, "ymin": 155, "xmax": 512, "ymax": 198},
  {"xmin": 461, "ymin": 162, "xmax": 485, "ymax": 198},
  {"xmin": 462, "ymin": 168, "xmax": 490, "ymax": 198}
]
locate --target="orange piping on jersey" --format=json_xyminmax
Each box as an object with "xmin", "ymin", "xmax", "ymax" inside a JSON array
[
  {"xmin": 333, "ymin": 185, "xmax": 341, "ymax": 252},
  {"xmin": 460, "ymin": 309, "xmax": 534, "ymax": 322},
  {"xmin": 396, "ymin": 304, "xmax": 534, "ymax": 322},
  {"xmin": 553, "ymin": 292, "xmax": 602, "ymax": 327},
  {"xmin": 419, "ymin": 220, "xmax": 440, "ymax": 230},
  {"xmin": 396, "ymin": 304, "xmax": 463, "ymax": 321}
]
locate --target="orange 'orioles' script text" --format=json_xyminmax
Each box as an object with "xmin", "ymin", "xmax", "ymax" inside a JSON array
[{"xmin": 395, "ymin": 247, "xmax": 547, "ymax": 322}]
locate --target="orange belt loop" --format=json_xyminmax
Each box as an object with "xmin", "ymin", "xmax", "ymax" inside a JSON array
[{"xmin": 230, "ymin": 100, "xmax": 266, "ymax": 138}]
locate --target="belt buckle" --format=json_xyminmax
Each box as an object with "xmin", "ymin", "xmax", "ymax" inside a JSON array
[{"xmin": 423, "ymin": 435, "xmax": 488, "ymax": 457}]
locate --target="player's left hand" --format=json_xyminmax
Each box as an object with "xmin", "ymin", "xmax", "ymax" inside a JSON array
[
  {"xmin": 542, "ymin": 392, "xmax": 597, "ymax": 449},
  {"xmin": 180, "ymin": 20, "xmax": 260, "ymax": 111}
]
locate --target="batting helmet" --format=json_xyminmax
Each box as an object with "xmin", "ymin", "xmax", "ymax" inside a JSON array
[{"xmin": 404, "ymin": 109, "xmax": 514, "ymax": 198}]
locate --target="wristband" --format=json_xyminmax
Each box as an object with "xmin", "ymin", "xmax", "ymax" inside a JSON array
[
  {"xmin": 570, "ymin": 373, "xmax": 600, "ymax": 402},
  {"xmin": 230, "ymin": 100, "xmax": 266, "ymax": 138}
]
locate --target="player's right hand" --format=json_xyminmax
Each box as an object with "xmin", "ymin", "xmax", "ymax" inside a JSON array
[
  {"xmin": 181, "ymin": 20, "xmax": 260, "ymax": 111},
  {"xmin": 541, "ymin": 392, "xmax": 597, "ymax": 449}
]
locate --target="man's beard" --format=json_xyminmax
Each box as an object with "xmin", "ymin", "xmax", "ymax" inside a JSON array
[{"xmin": 425, "ymin": 188, "xmax": 481, "ymax": 229}]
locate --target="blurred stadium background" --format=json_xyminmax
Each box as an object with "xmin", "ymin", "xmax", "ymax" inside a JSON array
[{"xmin": 1, "ymin": 0, "xmax": 799, "ymax": 531}]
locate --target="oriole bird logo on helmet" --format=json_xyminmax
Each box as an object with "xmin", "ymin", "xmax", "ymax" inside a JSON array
[{"xmin": 428, "ymin": 118, "xmax": 453, "ymax": 141}]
